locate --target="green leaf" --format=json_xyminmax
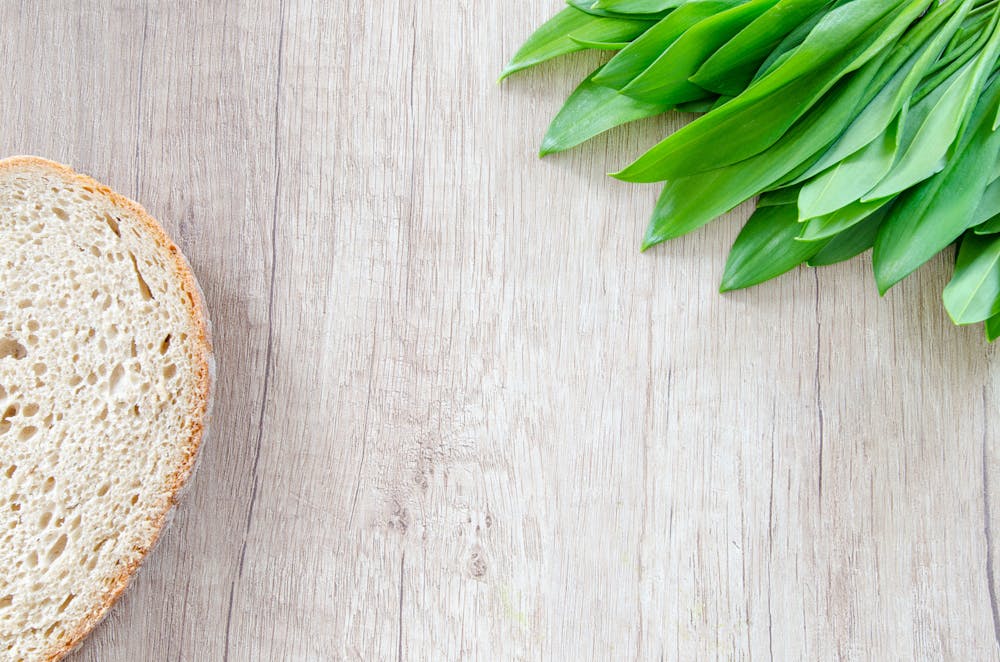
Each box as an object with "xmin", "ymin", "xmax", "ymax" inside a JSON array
[
  {"xmin": 943, "ymin": 233, "xmax": 1000, "ymax": 325},
  {"xmin": 799, "ymin": 197, "xmax": 891, "ymax": 241},
  {"xmin": 593, "ymin": 0, "xmax": 689, "ymax": 14},
  {"xmin": 540, "ymin": 68, "xmax": 671, "ymax": 155},
  {"xmin": 500, "ymin": 7, "xmax": 655, "ymax": 80},
  {"xmin": 675, "ymin": 97, "xmax": 719, "ymax": 112},
  {"xmin": 873, "ymin": 71, "xmax": 1000, "ymax": 293},
  {"xmin": 642, "ymin": 47, "xmax": 890, "ymax": 247},
  {"xmin": 594, "ymin": 0, "xmax": 746, "ymax": 90},
  {"xmin": 970, "ymin": 176, "xmax": 1000, "ymax": 228},
  {"xmin": 615, "ymin": 0, "xmax": 929, "ymax": 182},
  {"xmin": 619, "ymin": 0, "xmax": 781, "ymax": 104},
  {"xmin": 864, "ymin": 39, "xmax": 1000, "ymax": 201},
  {"xmin": 757, "ymin": 186, "xmax": 800, "ymax": 207},
  {"xmin": 566, "ymin": 0, "xmax": 671, "ymax": 18},
  {"xmin": 986, "ymin": 313, "xmax": 1000, "ymax": 341},
  {"xmin": 720, "ymin": 203, "xmax": 828, "ymax": 291},
  {"xmin": 690, "ymin": 0, "xmax": 832, "ymax": 96},
  {"xmin": 797, "ymin": 118, "xmax": 899, "ymax": 220},
  {"xmin": 807, "ymin": 207, "xmax": 888, "ymax": 267},
  {"xmin": 975, "ymin": 214, "xmax": 1000, "ymax": 236},
  {"xmin": 568, "ymin": 36, "xmax": 634, "ymax": 49},
  {"xmin": 502, "ymin": 0, "xmax": 1000, "ymax": 337},
  {"xmin": 747, "ymin": 3, "xmax": 833, "ymax": 85},
  {"xmin": 788, "ymin": 0, "xmax": 970, "ymax": 185}
]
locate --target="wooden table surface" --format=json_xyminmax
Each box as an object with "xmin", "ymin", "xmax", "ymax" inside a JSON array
[{"xmin": 2, "ymin": 1, "xmax": 999, "ymax": 660}]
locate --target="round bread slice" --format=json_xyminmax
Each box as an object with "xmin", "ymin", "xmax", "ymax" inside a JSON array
[{"xmin": 0, "ymin": 157, "xmax": 213, "ymax": 660}]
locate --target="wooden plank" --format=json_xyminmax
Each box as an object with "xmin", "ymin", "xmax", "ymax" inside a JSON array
[{"xmin": 0, "ymin": 0, "xmax": 996, "ymax": 659}]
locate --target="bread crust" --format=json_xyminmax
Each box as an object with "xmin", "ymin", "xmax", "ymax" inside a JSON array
[{"xmin": 0, "ymin": 156, "xmax": 215, "ymax": 661}]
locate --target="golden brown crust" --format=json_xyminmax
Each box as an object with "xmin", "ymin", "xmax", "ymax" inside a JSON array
[{"xmin": 0, "ymin": 156, "xmax": 214, "ymax": 662}]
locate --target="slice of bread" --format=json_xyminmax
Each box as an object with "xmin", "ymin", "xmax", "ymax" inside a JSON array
[{"xmin": 0, "ymin": 157, "xmax": 213, "ymax": 661}]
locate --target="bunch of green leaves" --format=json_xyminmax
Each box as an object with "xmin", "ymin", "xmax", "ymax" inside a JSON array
[{"xmin": 502, "ymin": 0, "xmax": 1000, "ymax": 340}]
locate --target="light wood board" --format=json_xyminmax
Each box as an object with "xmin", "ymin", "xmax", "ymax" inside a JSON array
[{"xmin": 1, "ymin": 1, "xmax": 999, "ymax": 659}]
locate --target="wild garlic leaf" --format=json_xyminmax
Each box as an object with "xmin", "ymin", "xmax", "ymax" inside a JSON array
[
  {"xmin": 943, "ymin": 233, "xmax": 1000, "ymax": 325},
  {"xmin": 619, "ymin": 0, "xmax": 781, "ymax": 104},
  {"xmin": 540, "ymin": 68, "xmax": 671, "ymax": 155},
  {"xmin": 720, "ymin": 203, "xmax": 828, "ymax": 291},
  {"xmin": 807, "ymin": 208, "xmax": 888, "ymax": 267},
  {"xmin": 643, "ymin": 50, "xmax": 888, "ymax": 246},
  {"xmin": 615, "ymin": 0, "xmax": 927, "ymax": 182},
  {"xmin": 799, "ymin": 197, "xmax": 892, "ymax": 241},
  {"xmin": 986, "ymin": 312, "xmax": 1000, "ymax": 342},
  {"xmin": 971, "ymin": 176, "xmax": 1000, "ymax": 228},
  {"xmin": 591, "ymin": 0, "xmax": 690, "ymax": 14},
  {"xmin": 757, "ymin": 187, "xmax": 801, "ymax": 208},
  {"xmin": 691, "ymin": 0, "xmax": 832, "ymax": 96},
  {"xmin": 874, "ymin": 72, "xmax": 1000, "ymax": 293},
  {"xmin": 790, "ymin": 0, "xmax": 969, "ymax": 184},
  {"xmin": 568, "ymin": 36, "xmax": 634, "ymax": 49},
  {"xmin": 566, "ymin": 0, "xmax": 671, "ymax": 19},
  {"xmin": 864, "ymin": 38, "xmax": 1000, "ymax": 202},
  {"xmin": 595, "ymin": 0, "xmax": 745, "ymax": 90},
  {"xmin": 503, "ymin": 0, "xmax": 1000, "ymax": 337},
  {"xmin": 797, "ymin": 118, "xmax": 899, "ymax": 220},
  {"xmin": 500, "ymin": 7, "xmax": 655, "ymax": 80},
  {"xmin": 975, "ymin": 214, "xmax": 1000, "ymax": 236},
  {"xmin": 593, "ymin": 0, "xmax": 691, "ymax": 14}
]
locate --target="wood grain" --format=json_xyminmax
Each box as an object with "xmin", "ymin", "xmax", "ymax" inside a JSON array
[{"xmin": 0, "ymin": 1, "xmax": 998, "ymax": 659}]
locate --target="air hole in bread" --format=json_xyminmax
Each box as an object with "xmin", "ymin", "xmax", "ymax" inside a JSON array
[
  {"xmin": 1, "ymin": 405, "xmax": 19, "ymax": 434},
  {"xmin": 128, "ymin": 252, "xmax": 154, "ymax": 301},
  {"xmin": 42, "ymin": 619, "xmax": 60, "ymax": 637},
  {"xmin": 108, "ymin": 364, "xmax": 125, "ymax": 397},
  {"xmin": 56, "ymin": 594, "xmax": 74, "ymax": 614},
  {"xmin": 95, "ymin": 483, "xmax": 110, "ymax": 498},
  {"xmin": 102, "ymin": 213, "xmax": 121, "ymax": 237},
  {"xmin": 51, "ymin": 208, "xmax": 67, "ymax": 221},
  {"xmin": 47, "ymin": 534, "xmax": 67, "ymax": 562},
  {"xmin": 17, "ymin": 426, "xmax": 37, "ymax": 442},
  {"xmin": 159, "ymin": 335, "xmax": 171, "ymax": 355},
  {"xmin": 0, "ymin": 340, "xmax": 27, "ymax": 360},
  {"xmin": 0, "ymin": 595, "xmax": 12, "ymax": 609},
  {"xmin": 38, "ymin": 512, "xmax": 51, "ymax": 529}
]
